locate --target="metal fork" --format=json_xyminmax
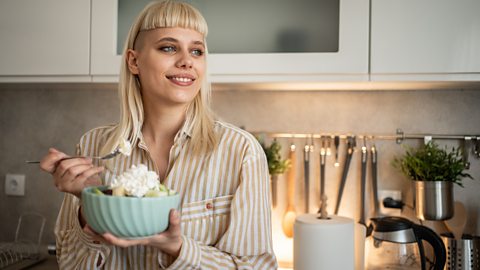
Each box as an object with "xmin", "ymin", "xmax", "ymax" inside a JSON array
[{"xmin": 26, "ymin": 148, "xmax": 121, "ymax": 164}]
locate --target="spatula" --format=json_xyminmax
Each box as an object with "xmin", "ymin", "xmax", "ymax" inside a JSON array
[
  {"xmin": 444, "ymin": 201, "xmax": 467, "ymax": 240},
  {"xmin": 282, "ymin": 143, "xmax": 297, "ymax": 238},
  {"xmin": 303, "ymin": 140, "xmax": 311, "ymax": 213},
  {"xmin": 334, "ymin": 136, "xmax": 355, "ymax": 214}
]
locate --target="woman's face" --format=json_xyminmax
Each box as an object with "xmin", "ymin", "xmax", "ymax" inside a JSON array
[{"xmin": 127, "ymin": 27, "xmax": 206, "ymax": 108}]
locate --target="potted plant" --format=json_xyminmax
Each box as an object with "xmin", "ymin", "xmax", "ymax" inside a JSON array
[
  {"xmin": 394, "ymin": 141, "xmax": 473, "ymax": 220},
  {"xmin": 259, "ymin": 139, "xmax": 291, "ymax": 208}
]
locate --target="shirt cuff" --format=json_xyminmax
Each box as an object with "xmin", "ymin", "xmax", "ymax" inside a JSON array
[{"xmin": 163, "ymin": 236, "xmax": 201, "ymax": 270}]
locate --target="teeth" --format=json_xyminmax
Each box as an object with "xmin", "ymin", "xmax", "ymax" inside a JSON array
[{"xmin": 171, "ymin": 77, "xmax": 193, "ymax": 83}]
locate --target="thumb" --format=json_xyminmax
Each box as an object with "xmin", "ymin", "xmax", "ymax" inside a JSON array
[
  {"xmin": 170, "ymin": 209, "xmax": 181, "ymax": 225},
  {"xmin": 49, "ymin": 147, "xmax": 61, "ymax": 153},
  {"xmin": 168, "ymin": 209, "xmax": 181, "ymax": 235}
]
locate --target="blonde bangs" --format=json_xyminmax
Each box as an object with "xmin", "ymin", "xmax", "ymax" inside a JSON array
[{"xmin": 140, "ymin": 1, "xmax": 208, "ymax": 36}]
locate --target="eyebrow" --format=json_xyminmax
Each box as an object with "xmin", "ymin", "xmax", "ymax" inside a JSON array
[{"xmin": 155, "ymin": 37, "xmax": 205, "ymax": 47}]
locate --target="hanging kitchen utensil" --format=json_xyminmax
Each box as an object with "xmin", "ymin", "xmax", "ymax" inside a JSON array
[
  {"xmin": 444, "ymin": 201, "xmax": 467, "ymax": 240},
  {"xmin": 326, "ymin": 136, "xmax": 332, "ymax": 156},
  {"xmin": 359, "ymin": 139, "xmax": 368, "ymax": 228},
  {"xmin": 318, "ymin": 136, "xmax": 328, "ymax": 219},
  {"xmin": 303, "ymin": 138, "xmax": 311, "ymax": 213},
  {"xmin": 371, "ymin": 144, "xmax": 380, "ymax": 217},
  {"xmin": 282, "ymin": 143, "xmax": 297, "ymax": 238},
  {"xmin": 334, "ymin": 135, "xmax": 340, "ymax": 167},
  {"xmin": 334, "ymin": 136, "xmax": 355, "ymax": 215},
  {"xmin": 473, "ymin": 137, "xmax": 480, "ymax": 159},
  {"xmin": 462, "ymin": 137, "xmax": 471, "ymax": 169},
  {"xmin": 271, "ymin": 174, "xmax": 279, "ymax": 208}
]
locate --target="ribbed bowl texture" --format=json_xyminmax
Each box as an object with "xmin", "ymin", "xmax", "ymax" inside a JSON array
[{"xmin": 82, "ymin": 186, "xmax": 180, "ymax": 238}]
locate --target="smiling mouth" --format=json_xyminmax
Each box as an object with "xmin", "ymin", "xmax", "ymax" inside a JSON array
[{"xmin": 166, "ymin": 76, "xmax": 195, "ymax": 83}]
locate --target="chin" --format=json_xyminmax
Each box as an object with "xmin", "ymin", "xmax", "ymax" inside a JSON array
[{"xmin": 170, "ymin": 92, "xmax": 198, "ymax": 105}]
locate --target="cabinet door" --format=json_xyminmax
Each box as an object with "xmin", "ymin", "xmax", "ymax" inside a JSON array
[
  {"xmin": 202, "ymin": 0, "xmax": 370, "ymax": 83},
  {"xmin": 91, "ymin": 0, "xmax": 369, "ymax": 83},
  {"xmin": 371, "ymin": 0, "xmax": 480, "ymax": 81},
  {"xmin": 0, "ymin": 0, "xmax": 90, "ymax": 76}
]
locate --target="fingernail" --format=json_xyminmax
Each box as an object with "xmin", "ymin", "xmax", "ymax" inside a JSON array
[{"xmin": 172, "ymin": 210, "xmax": 179, "ymax": 218}]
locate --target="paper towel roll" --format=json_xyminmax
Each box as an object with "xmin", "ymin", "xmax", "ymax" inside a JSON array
[{"xmin": 294, "ymin": 214, "xmax": 355, "ymax": 270}]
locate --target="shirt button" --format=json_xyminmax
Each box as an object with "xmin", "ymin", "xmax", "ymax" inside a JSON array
[{"xmin": 206, "ymin": 202, "xmax": 213, "ymax": 210}]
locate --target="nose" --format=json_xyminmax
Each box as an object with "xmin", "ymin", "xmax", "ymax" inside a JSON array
[{"xmin": 175, "ymin": 50, "xmax": 193, "ymax": 69}]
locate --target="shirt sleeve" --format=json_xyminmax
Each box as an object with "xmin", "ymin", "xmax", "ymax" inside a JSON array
[
  {"xmin": 55, "ymin": 193, "xmax": 112, "ymax": 269},
  {"xmin": 162, "ymin": 151, "xmax": 277, "ymax": 270},
  {"xmin": 54, "ymin": 141, "xmax": 112, "ymax": 269}
]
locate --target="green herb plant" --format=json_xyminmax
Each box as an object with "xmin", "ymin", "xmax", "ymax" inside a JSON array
[
  {"xmin": 393, "ymin": 141, "xmax": 473, "ymax": 187},
  {"xmin": 260, "ymin": 139, "xmax": 291, "ymax": 175}
]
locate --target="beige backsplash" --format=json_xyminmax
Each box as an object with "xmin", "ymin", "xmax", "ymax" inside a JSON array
[{"xmin": 1, "ymin": 83, "xmax": 479, "ymax": 252}]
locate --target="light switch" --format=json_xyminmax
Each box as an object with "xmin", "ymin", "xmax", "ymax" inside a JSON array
[{"xmin": 5, "ymin": 174, "xmax": 25, "ymax": 196}]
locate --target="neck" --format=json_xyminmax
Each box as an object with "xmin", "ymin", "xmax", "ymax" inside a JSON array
[{"xmin": 142, "ymin": 103, "xmax": 188, "ymax": 144}]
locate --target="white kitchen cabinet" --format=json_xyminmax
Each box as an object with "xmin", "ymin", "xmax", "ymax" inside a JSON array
[
  {"xmin": 0, "ymin": 0, "xmax": 91, "ymax": 81},
  {"xmin": 91, "ymin": 0, "xmax": 370, "ymax": 83},
  {"xmin": 370, "ymin": 0, "xmax": 480, "ymax": 81}
]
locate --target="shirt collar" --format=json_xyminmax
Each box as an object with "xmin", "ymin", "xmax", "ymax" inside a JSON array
[{"xmin": 179, "ymin": 109, "xmax": 194, "ymax": 139}]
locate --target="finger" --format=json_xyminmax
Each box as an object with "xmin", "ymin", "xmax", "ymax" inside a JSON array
[
  {"xmin": 80, "ymin": 166, "xmax": 104, "ymax": 182},
  {"xmin": 62, "ymin": 166, "xmax": 104, "ymax": 195},
  {"xmin": 102, "ymin": 233, "xmax": 148, "ymax": 248},
  {"xmin": 54, "ymin": 164, "xmax": 100, "ymax": 192},
  {"xmin": 75, "ymin": 166, "xmax": 104, "ymax": 188},
  {"xmin": 53, "ymin": 164, "xmax": 93, "ymax": 191},
  {"xmin": 83, "ymin": 225, "xmax": 107, "ymax": 243},
  {"xmin": 84, "ymin": 174, "xmax": 103, "ymax": 187},
  {"xmin": 49, "ymin": 148, "xmax": 61, "ymax": 154},
  {"xmin": 167, "ymin": 209, "xmax": 181, "ymax": 237},
  {"xmin": 83, "ymin": 224, "xmax": 99, "ymax": 236},
  {"xmin": 61, "ymin": 164, "xmax": 95, "ymax": 182},
  {"xmin": 55, "ymin": 159, "xmax": 93, "ymax": 179},
  {"xmin": 39, "ymin": 150, "xmax": 69, "ymax": 174}
]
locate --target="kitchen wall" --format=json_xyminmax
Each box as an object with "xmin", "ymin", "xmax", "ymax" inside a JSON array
[{"xmin": 1, "ymin": 83, "xmax": 479, "ymax": 253}]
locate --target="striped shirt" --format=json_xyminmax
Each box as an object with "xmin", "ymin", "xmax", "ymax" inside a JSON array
[{"xmin": 54, "ymin": 118, "xmax": 277, "ymax": 269}]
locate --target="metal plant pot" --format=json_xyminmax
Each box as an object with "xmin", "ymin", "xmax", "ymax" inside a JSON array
[{"xmin": 414, "ymin": 181, "xmax": 454, "ymax": 221}]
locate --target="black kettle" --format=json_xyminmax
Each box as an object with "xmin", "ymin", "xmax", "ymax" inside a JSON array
[{"xmin": 368, "ymin": 216, "xmax": 446, "ymax": 270}]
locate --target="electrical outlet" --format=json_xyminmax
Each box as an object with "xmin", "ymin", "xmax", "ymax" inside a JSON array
[
  {"xmin": 5, "ymin": 174, "xmax": 25, "ymax": 196},
  {"xmin": 378, "ymin": 189, "xmax": 402, "ymax": 216}
]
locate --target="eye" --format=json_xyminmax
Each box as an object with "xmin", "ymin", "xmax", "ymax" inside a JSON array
[
  {"xmin": 191, "ymin": 49, "xmax": 204, "ymax": 57},
  {"xmin": 159, "ymin": 46, "xmax": 176, "ymax": 53}
]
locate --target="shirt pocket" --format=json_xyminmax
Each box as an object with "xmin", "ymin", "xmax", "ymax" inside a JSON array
[{"xmin": 180, "ymin": 195, "xmax": 233, "ymax": 246}]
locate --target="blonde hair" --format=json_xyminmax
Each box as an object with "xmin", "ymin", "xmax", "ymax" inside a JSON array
[{"xmin": 102, "ymin": 0, "xmax": 217, "ymax": 158}]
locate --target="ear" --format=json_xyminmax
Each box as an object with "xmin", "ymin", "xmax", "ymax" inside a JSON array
[{"xmin": 126, "ymin": 49, "xmax": 140, "ymax": 75}]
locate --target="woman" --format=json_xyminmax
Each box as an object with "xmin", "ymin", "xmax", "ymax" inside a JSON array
[{"xmin": 40, "ymin": 1, "xmax": 277, "ymax": 269}]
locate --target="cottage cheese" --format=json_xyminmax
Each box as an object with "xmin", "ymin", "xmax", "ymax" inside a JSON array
[
  {"xmin": 119, "ymin": 139, "xmax": 132, "ymax": 156},
  {"xmin": 111, "ymin": 164, "xmax": 160, "ymax": 197}
]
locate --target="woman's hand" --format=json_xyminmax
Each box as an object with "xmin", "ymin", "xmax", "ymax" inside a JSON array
[
  {"xmin": 86, "ymin": 209, "xmax": 183, "ymax": 258},
  {"xmin": 39, "ymin": 148, "xmax": 104, "ymax": 198}
]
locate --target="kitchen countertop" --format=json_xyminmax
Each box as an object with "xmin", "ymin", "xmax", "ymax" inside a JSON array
[
  {"xmin": 24, "ymin": 255, "xmax": 290, "ymax": 269},
  {"xmin": 25, "ymin": 256, "xmax": 290, "ymax": 269},
  {"xmin": 29, "ymin": 255, "xmax": 58, "ymax": 270}
]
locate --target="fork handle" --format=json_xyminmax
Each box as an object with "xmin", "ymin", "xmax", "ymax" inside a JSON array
[{"xmin": 25, "ymin": 156, "xmax": 100, "ymax": 164}]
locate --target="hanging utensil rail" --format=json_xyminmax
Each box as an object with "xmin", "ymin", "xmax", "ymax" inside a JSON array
[{"xmin": 253, "ymin": 128, "xmax": 480, "ymax": 144}]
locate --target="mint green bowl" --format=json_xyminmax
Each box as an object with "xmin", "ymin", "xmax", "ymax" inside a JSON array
[{"xmin": 81, "ymin": 186, "xmax": 180, "ymax": 238}]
